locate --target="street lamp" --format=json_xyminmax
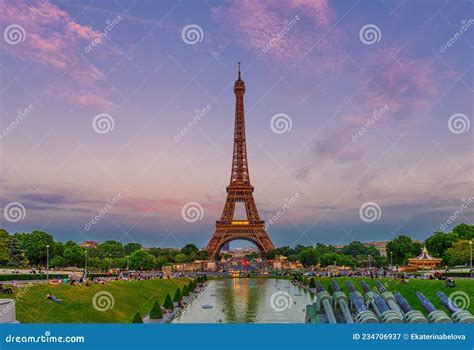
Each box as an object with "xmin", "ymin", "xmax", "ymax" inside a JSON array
[
  {"xmin": 46, "ymin": 245, "xmax": 50, "ymax": 281},
  {"xmin": 84, "ymin": 250, "xmax": 88, "ymax": 280},
  {"xmin": 390, "ymin": 251, "xmax": 393, "ymax": 269},
  {"xmin": 367, "ymin": 254, "xmax": 371, "ymax": 269},
  {"xmin": 469, "ymin": 241, "xmax": 472, "ymax": 279},
  {"xmin": 109, "ymin": 253, "xmax": 112, "ymax": 271}
]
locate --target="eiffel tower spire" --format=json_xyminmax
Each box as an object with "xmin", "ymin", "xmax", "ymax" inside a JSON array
[
  {"xmin": 206, "ymin": 64, "xmax": 275, "ymax": 258},
  {"xmin": 230, "ymin": 62, "xmax": 249, "ymax": 186}
]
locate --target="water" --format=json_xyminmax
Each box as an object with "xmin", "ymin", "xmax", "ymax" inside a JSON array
[{"xmin": 172, "ymin": 278, "xmax": 315, "ymax": 323}]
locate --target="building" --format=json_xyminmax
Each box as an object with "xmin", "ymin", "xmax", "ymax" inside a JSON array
[
  {"xmin": 364, "ymin": 241, "xmax": 387, "ymax": 257},
  {"xmin": 80, "ymin": 241, "xmax": 99, "ymax": 249},
  {"xmin": 407, "ymin": 246, "xmax": 442, "ymax": 270}
]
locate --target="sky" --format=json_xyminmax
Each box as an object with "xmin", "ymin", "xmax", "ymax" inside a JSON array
[{"xmin": 0, "ymin": 0, "xmax": 472, "ymax": 249}]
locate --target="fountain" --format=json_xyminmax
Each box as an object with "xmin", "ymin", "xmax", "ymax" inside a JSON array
[
  {"xmin": 375, "ymin": 281, "xmax": 404, "ymax": 319},
  {"xmin": 360, "ymin": 281, "xmax": 403, "ymax": 323},
  {"xmin": 436, "ymin": 291, "xmax": 474, "ymax": 323},
  {"xmin": 393, "ymin": 291, "xmax": 428, "ymax": 323},
  {"xmin": 330, "ymin": 280, "xmax": 354, "ymax": 323},
  {"xmin": 416, "ymin": 292, "xmax": 452, "ymax": 323},
  {"xmin": 315, "ymin": 280, "xmax": 337, "ymax": 323},
  {"xmin": 346, "ymin": 281, "xmax": 378, "ymax": 323}
]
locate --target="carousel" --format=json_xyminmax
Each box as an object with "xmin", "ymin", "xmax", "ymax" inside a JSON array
[{"xmin": 407, "ymin": 246, "xmax": 442, "ymax": 270}]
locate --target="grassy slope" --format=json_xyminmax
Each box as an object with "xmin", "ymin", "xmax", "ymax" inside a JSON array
[
  {"xmin": 1, "ymin": 277, "xmax": 473, "ymax": 323},
  {"xmin": 1, "ymin": 278, "xmax": 190, "ymax": 323}
]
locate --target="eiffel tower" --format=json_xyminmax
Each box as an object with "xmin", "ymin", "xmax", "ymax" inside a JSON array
[{"xmin": 206, "ymin": 63, "xmax": 275, "ymax": 258}]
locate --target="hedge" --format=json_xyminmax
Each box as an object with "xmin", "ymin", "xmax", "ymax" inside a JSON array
[{"xmin": 0, "ymin": 273, "xmax": 118, "ymax": 282}]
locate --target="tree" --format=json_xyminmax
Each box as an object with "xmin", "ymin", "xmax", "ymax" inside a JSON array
[
  {"xmin": 64, "ymin": 245, "xmax": 85, "ymax": 267},
  {"xmin": 6, "ymin": 235, "xmax": 28, "ymax": 267},
  {"xmin": 452, "ymin": 224, "xmax": 474, "ymax": 240},
  {"xmin": 132, "ymin": 312, "xmax": 143, "ymax": 323},
  {"xmin": 181, "ymin": 244, "xmax": 199, "ymax": 256},
  {"xmin": 308, "ymin": 277, "xmax": 316, "ymax": 289},
  {"xmin": 50, "ymin": 256, "xmax": 67, "ymax": 268},
  {"xmin": 15, "ymin": 231, "xmax": 54, "ymax": 265},
  {"xmin": 98, "ymin": 240, "xmax": 125, "ymax": 258},
  {"xmin": 173, "ymin": 288, "xmax": 182, "ymax": 302},
  {"xmin": 298, "ymin": 248, "xmax": 318, "ymax": 267},
  {"xmin": 0, "ymin": 229, "xmax": 10, "ymax": 264},
  {"xmin": 425, "ymin": 232, "xmax": 457, "ymax": 259},
  {"xmin": 129, "ymin": 250, "xmax": 155, "ymax": 271},
  {"xmin": 175, "ymin": 254, "xmax": 188, "ymax": 264},
  {"xmin": 182, "ymin": 284, "xmax": 189, "ymax": 296},
  {"xmin": 444, "ymin": 240, "xmax": 471, "ymax": 266},
  {"xmin": 124, "ymin": 243, "xmax": 142, "ymax": 255},
  {"xmin": 341, "ymin": 241, "xmax": 367, "ymax": 256},
  {"xmin": 149, "ymin": 301, "xmax": 163, "ymax": 319},
  {"xmin": 386, "ymin": 235, "xmax": 422, "ymax": 265},
  {"xmin": 163, "ymin": 294, "xmax": 174, "ymax": 309}
]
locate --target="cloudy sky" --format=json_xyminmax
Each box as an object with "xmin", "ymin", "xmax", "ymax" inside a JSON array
[{"xmin": 0, "ymin": 0, "xmax": 472, "ymax": 249}]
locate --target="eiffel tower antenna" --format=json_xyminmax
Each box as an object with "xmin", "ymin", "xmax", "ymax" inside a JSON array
[{"xmin": 206, "ymin": 67, "xmax": 275, "ymax": 259}]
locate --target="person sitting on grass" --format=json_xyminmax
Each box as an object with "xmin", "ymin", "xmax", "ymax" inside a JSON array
[
  {"xmin": 13, "ymin": 280, "xmax": 22, "ymax": 288},
  {"xmin": 445, "ymin": 278, "xmax": 456, "ymax": 288},
  {"xmin": 45, "ymin": 293, "xmax": 62, "ymax": 303},
  {"xmin": 0, "ymin": 284, "xmax": 13, "ymax": 294}
]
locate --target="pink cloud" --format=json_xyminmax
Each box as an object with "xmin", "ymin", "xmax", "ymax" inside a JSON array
[
  {"xmin": 212, "ymin": 0, "xmax": 344, "ymax": 73},
  {"xmin": 0, "ymin": 0, "xmax": 116, "ymax": 110}
]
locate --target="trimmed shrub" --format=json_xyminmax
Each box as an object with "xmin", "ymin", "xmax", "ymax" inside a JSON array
[
  {"xmin": 182, "ymin": 284, "xmax": 189, "ymax": 296},
  {"xmin": 309, "ymin": 277, "xmax": 316, "ymax": 289},
  {"xmin": 132, "ymin": 312, "xmax": 143, "ymax": 323},
  {"xmin": 163, "ymin": 293, "xmax": 174, "ymax": 310},
  {"xmin": 149, "ymin": 301, "xmax": 163, "ymax": 319},
  {"xmin": 188, "ymin": 281, "xmax": 195, "ymax": 292},
  {"xmin": 173, "ymin": 288, "xmax": 182, "ymax": 302},
  {"xmin": 203, "ymin": 274, "xmax": 207, "ymax": 281}
]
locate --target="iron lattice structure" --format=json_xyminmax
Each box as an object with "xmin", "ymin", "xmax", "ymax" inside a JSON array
[{"xmin": 206, "ymin": 64, "xmax": 275, "ymax": 258}]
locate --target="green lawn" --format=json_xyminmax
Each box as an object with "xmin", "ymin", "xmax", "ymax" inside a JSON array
[
  {"xmin": 315, "ymin": 277, "xmax": 474, "ymax": 315},
  {"xmin": 1, "ymin": 278, "xmax": 191, "ymax": 323}
]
